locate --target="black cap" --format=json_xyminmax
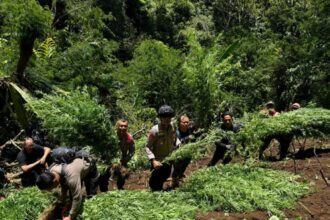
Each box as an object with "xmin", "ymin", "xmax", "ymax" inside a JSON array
[{"xmin": 158, "ymin": 105, "xmax": 175, "ymax": 117}]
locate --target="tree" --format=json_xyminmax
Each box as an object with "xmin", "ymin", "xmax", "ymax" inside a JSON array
[
  {"xmin": 0, "ymin": 0, "xmax": 52, "ymax": 85},
  {"xmin": 182, "ymin": 29, "xmax": 239, "ymax": 126},
  {"xmin": 122, "ymin": 39, "xmax": 185, "ymax": 110}
]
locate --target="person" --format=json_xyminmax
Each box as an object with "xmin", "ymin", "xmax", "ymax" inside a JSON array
[
  {"xmin": 100, "ymin": 119, "xmax": 135, "ymax": 191},
  {"xmin": 176, "ymin": 114, "xmax": 195, "ymax": 144},
  {"xmin": 207, "ymin": 112, "xmax": 242, "ymax": 166},
  {"xmin": 36, "ymin": 157, "xmax": 98, "ymax": 220},
  {"xmin": 116, "ymin": 119, "xmax": 135, "ymax": 167},
  {"xmin": 289, "ymin": 102, "xmax": 301, "ymax": 111},
  {"xmin": 260, "ymin": 101, "xmax": 280, "ymax": 117},
  {"xmin": 169, "ymin": 114, "xmax": 195, "ymax": 187},
  {"xmin": 259, "ymin": 102, "xmax": 301, "ymax": 160},
  {"xmin": 145, "ymin": 105, "xmax": 181, "ymax": 191},
  {"xmin": 16, "ymin": 137, "xmax": 51, "ymax": 186}
]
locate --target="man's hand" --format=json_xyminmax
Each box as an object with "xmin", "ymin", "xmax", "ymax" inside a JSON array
[
  {"xmin": 152, "ymin": 160, "xmax": 162, "ymax": 169},
  {"xmin": 39, "ymin": 157, "xmax": 46, "ymax": 164}
]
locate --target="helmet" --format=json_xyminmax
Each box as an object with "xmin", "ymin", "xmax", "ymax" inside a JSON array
[{"xmin": 158, "ymin": 105, "xmax": 175, "ymax": 117}]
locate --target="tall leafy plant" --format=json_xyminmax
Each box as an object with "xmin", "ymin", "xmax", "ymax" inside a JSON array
[
  {"xmin": 182, "ymin": 29, "xmax": 239, "ymax": 127},
  {"xmin": 123, "ymin": 39, "xmax": 184, "ymax": 110},
  {"xmin": 27, "ymin": 89, "xmax": 118, "ymax": 160}
]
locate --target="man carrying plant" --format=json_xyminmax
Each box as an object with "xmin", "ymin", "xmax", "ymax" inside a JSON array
[
  {"xmin": 176, "ymin": 114, "xmax": 195, "ymax": 144},
  {"xmin": 260, "ymin": 101, "xmax": 280, "ymax": 117},
  {"xmin": 145, "ymin": 105, "xmax": 181, "ymax": 191},
  {"xmin": 16, "ymin": 137, "xmax": 51, "ymax": 187},
  {"xmin": 259, "ymin": 102, "xmax": 301, "ymax": 160},
  {"xmin": 208, "ymin": 112, "xmax": 242, "ymax": 166},
  {"xmin": 36, "ymin": 157, "xmax": 98, "ymax": 220},
  {"xmin": 169, "ymin": 114, "xmax": 195, "ymax": 188}
]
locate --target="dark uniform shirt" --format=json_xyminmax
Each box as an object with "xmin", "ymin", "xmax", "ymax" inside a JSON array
[{"xmin": 16, "ymin": 144, "xmax": 45, "ymax": 172}]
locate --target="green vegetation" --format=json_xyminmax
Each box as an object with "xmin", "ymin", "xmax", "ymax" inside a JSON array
[
  {"xmin": 236, "ymin": 108, "xmax": 330, "ymax": 156},
  {"xmin": 0, "ymin": 0, "xmax": 329, "ymax": 148},
  {"xmin": 163, "ymin": 128, "xmax": 221, "ymax": 163},
  {"xmin": 163, "ymin": 108, "xmax": 330, "ymax": 163},
  {"xmin": 0, "ymin": 1, "xmax": 328, "ymax": 218},
  {"xmin": 80, "ymin": 164, "xmax": 311, "ymax": 219},
  {"xmin": 179, "ymin": 164, "xmax": 311, "ymax": 217},
  {"xmin": 27, "ymin": 90, "xmax": 118, "ymax": 160},
  {"xmin": 81, "ymin": 190, "xmax": 197, "ymax": 220},
  {"xmin": 128, "ymin": 136, "xmax": 150, "ymax": 170},
  {"xmin": 0, "ymin": 187, "xmax": 55, "ymax": 220}
]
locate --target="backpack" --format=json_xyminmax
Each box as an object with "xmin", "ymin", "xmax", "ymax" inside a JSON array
[
  {"xmin": 51, "ymin": 147, "xmax": 90, "ymax": 164},
  {"xmin": 49, "ymin": 147, "xmax": 92, "ymax": 188}
]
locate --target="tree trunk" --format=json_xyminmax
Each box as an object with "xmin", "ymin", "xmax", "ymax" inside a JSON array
[{"xmin": 15, "ymin": 36, "xmax": 36, "ymax": 85}]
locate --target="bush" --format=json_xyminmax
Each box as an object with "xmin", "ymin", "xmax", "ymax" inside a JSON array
[
  {"xmin": 0, "ymin": 187, "xmax": 55, "ymax": 220},
  {"xmin": 127, "ymin": 136, "xmax": 149, "ymax": 170},
  {"xmin": 80, "ymin": 164, "xmax": 311, "ymax": 219},
  {"xmin": 28, "ymin": 89, "xmax": 118, "ymax": 160},
  {"xmin": 123, "ymin": 39, "xmax": 185, "ymax": 110}
]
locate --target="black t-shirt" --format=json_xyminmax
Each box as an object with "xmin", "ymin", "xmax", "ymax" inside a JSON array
[
  {"xmin": 16, "ymin": 144, "xmax": 45, "ymax": 167},
  {"xmin": 176, "ymin": 127, "xmax": 194, "ymax": 144}
]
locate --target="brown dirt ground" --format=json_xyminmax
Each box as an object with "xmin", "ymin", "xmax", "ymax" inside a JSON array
[{"xmin": 121, "ymin": 138, "xmax": 330, "ymax": 220}]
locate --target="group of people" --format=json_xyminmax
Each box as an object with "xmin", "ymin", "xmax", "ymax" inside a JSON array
[
  {"xmin": 145, "ymin": 105, "xmax": 194, "ymax": 191},
  {"xmin": 259, "ymin": 101, "xmax": 301, "ymax": 160},
  {"xmin": 0, "ymin": 101, "xmax": 301, "ymax": 219},
  {"xmin": 12, "ymin": 119, "xmax": 137, "ymax": 220}
]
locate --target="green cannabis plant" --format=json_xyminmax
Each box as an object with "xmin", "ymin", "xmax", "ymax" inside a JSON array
[
  {"xmin": 81, "ymin": 190, "xmax": 197, "ymax": 220},
  {"xmin": 0, "ymin": 187, "xmax": 55, "ymax": 220},
  {"xmin": 28, "ymin": 89, "xmax": 118, "ymax": 160},
  {"xmin": 179, "ymin": 164, "xmax": 311, "ymax": 217}
]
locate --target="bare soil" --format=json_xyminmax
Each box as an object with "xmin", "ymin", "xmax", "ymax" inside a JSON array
[{"xmin": 123, "ymin": 138, "xmax": 330, "ymax": 220}]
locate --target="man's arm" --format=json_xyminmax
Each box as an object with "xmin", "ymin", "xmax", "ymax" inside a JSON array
[
  {"xmin": 66, "ymin": 175, "xmax": 83, "ymax": 219},
  {"xmin": 60, "ymin": 187, "xmax": 68, "ymax": 203},
  {"xmin": 145, "ymin": 132, "xmax": 162, "ymax": 169},
  {"xmin": 39, "ymin": 147, "xmax": 51, "ymax": 165},
  {"xmin": 124, "ymin": 142, "xmax": 135, "ymax": 163},
  {"xmin": 20, "ymin": 160, "xmax": 41, "ymax": 173},
  {"xmin": 121, "ymin": 142, "xmax": 135, "ymax": 166},
  {"xmin": 145, "ymin": 132, "xmax": 156, "ymax": 161}
]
